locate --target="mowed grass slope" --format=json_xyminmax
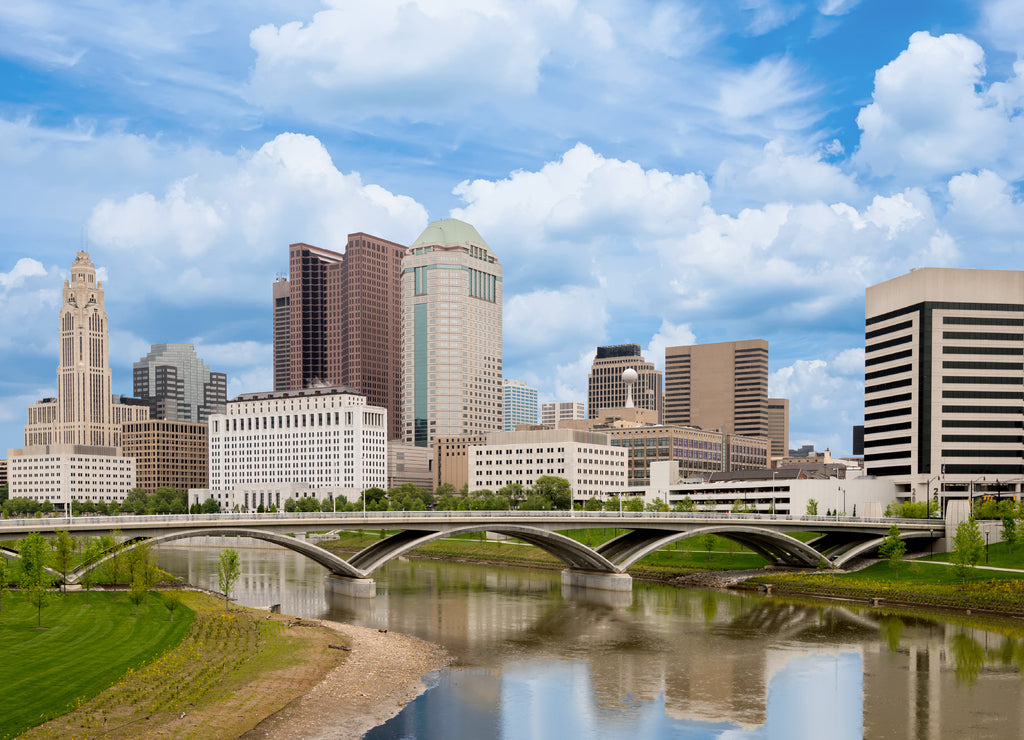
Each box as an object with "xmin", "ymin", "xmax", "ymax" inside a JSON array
[{"xmin": 0, "ymin": 591, "xmax": 193, "ymax": 739}]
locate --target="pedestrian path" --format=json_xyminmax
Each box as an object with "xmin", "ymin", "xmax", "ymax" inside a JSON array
[{"xmin": 915, "ymin": 559, "xmax": 1024, "ymax": 574}]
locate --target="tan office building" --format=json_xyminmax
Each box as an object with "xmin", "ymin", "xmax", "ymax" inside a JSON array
[
  {"xmin": 665, "ymin": 339, "xmax": 771, "ymax": 439},
  {"xmin": 433, "ymin": 434, "xmax": 488, "ymax": 492},
  {"xmin": 766, "ymin": 398, "xmax": 789, "ymax": 461},
  {"xmin": 865, "ymin": 267, "xmax": 1024, "ymax": 503},
  {"xmin": 121, "ymin": 419, "xmax": 209, "ymax": 494},
  {"xmin": 588, "ymin": 344, "xmax": 662, "ymax": 421}
]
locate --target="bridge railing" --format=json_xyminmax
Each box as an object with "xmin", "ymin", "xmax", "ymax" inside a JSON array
[{"xmin": 0, "ymin": 510, "xmax": 940, "ymax": 530}]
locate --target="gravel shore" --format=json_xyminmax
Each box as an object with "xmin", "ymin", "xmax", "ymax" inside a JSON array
[{"xmin": 239, "ymin": 621, "xmax": 451, "ymax": 740}]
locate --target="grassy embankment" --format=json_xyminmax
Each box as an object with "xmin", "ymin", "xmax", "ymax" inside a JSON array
[
  {"xmin": 747, "ymin": 540, "xmax": 1024, "ymax": 615},
  {"xmin": 3, "ymin": 590, "xmax": 345, "ymax": 740},
  {"xmin": 321, "ymin": 528, "xmax": 808, "ymax": 577}
]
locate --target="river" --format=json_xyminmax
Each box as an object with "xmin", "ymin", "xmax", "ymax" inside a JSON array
[{"xmin": 156, "ymin": 541, "xmax": 1024, "ymax": 739}]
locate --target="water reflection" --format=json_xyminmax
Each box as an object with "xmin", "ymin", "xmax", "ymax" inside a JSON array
[{"xmin": 156, "ymin": 542, "xmax": 1024, "ymax": 739}]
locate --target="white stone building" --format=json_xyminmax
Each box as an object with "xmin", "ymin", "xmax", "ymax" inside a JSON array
[
  {"xmin": 468, "ymin": 428, "xmax": 627, "ymax": 502},
  {"xmin": 193, "ymin": 386, "xmax": 387, "ymax": 511},
  {"xmin": 7, "ymin": 445, "xmax": 136, "ymax": 509}
]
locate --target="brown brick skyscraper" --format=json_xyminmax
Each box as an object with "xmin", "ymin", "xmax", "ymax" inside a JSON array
[{"xmin": 275, "ymin": 233, "xmax": 407, "ymax": 441}]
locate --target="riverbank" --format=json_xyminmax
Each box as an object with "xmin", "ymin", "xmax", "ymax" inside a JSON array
[
  {"xmin": 16, "ymin": 590, "xmax": 448, "ymax": 740},
  {"xmin": 240, "ymin": 621, "xmax": 450, "ymax": 740}
]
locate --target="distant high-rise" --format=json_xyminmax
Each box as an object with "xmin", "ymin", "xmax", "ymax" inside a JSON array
[
  {"xmin": 587, "ymin": 344, "xmax": 662, "ymax": 421},
  {"xmin": 503, "ymin": 379, "xmax": 538, "ymax": 431},
  {"xmin": 664, "ymin": 339, "xmax": 770, "ymax": 439},
  {"xmin": 133, "ymin": 343, "xmax": 227, "ymax": 423},
  {"xmin": 272, "ymin": 276, "xmax": 290, "ymax": 392},
  {"xmin": 541, "ymin": 401, "xmax": 586, "ymax": 426},
  {"xmin": 402, "ymin": 219, "xmax": 503, "ymax": 447},
  {"xmin": 766, "ymin": 398, "xmax": 789, "ymax": 460},
  {"xmin": 274, "ymin": 233, "xmax": 407, "ymax": 440}
]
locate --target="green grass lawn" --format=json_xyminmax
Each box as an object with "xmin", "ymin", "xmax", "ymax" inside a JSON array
[
  {"xmin": 0, "ymin": 590, "xmax": 194, "ymax": 739},
  {"xmin": 917, "ymin": 540, "xmax": 1024, "ymax": 570}
]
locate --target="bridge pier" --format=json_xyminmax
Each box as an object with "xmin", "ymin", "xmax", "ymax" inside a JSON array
[
  {"xmin": 560, "ymin": 569, "xmax": 632, "ymax": 593},
  {"xmin": 325, "ymin": 573, "xmax": 377, "ymax": 599}
]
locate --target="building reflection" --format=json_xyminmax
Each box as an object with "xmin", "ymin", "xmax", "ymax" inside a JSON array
[{"xmin": 157, "ymin": 542, "xmax": 1024, "ymax": 737}]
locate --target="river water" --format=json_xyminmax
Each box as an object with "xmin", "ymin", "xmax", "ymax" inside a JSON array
[{"xmin": 156, "ymin": 542, "xmax": 1024, "ymax": 739}]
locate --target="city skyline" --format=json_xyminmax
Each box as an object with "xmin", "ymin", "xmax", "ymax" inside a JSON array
[{"xmin": 2, "ymin": 1, "xmax": 1023, "ymax": 456}]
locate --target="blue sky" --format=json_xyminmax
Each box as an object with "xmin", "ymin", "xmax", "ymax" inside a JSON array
[{"xmin": 2, "ymin": 0, "xmax": 1023, "ymax": 457}]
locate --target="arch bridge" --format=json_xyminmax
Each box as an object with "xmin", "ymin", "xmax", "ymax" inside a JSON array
[{"xmin": 0, "ymin": 511, "xmax": 945, "ymax": 597}]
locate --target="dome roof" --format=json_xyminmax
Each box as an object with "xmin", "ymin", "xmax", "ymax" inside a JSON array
[{"xmin": 411, "ymin": 218, "xmax": 490, "ymax": 250}]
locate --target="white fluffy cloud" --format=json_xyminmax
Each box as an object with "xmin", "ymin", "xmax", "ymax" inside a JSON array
[
  {"xmin": 855, "ymin": 31, "xmax": 1024, "ymax": 180},
  {"xmin": 87, "ymin": 132, "xmax": 428, "ymax": 304},
  {"xmin": 946, "ymin": 170, "xmax": 1024, "ymax": 249},
  {"xmin": 770, "ymin": 349, "xmax": 864, "ymax": 453}
]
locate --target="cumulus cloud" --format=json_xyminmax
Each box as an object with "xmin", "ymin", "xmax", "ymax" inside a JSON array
[
  {"xmin": 87, "ymin": 132, "xmax": 428, "ymax": 304},
  {"xmin": 0, "ymin": 257, "xmax": 62, "ymax": 355},
  {"xmin": 770, "ymin": 349, "xmax": 864, "ymax": 454},
  {"xmin": 855, "ymin": 31, "xmax": 1024, "ymax": 181},
  {"xmin": 645, "ymin": 321, "xmax": 697, "ymax": 374}
]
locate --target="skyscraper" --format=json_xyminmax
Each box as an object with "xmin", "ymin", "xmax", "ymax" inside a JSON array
[
  {"xmin": 22, "ymin": 251, "xmax": 148, "ymax": 449},
  {"xmin": 766, "ymin": 398, "xmax": 789, "ymax": 461},
  {"xmin": 11, "ymin": 251, "xmax": 145, "ymax": 510},
  {"xmin": 402, "ymin": 219, "xmax": 503, "ymax": 447},
  {"xmin": 664, "ymin": 339, "xmax": 770, "ymax": 439},
  {"xmin": 587, "ymin": 344, "xmax": 662, "ymax": 421},
  {"xmin": 272, "ymin": 275, "xmax": 290, "ymax": 392},
  {"xmin": 503, "ymin": 379, "xmax": 538, "ymax": 431},
  {"xmin": 133, "ymin": 343, "xmax": 227, "ymax": 423},
  {"xmin": 274, "ymin": 233, "xmax": 407, "ymax": 440},
  {"xmin": 864, "ymin": 268, "xmax": 1024, "ymax": 503}
]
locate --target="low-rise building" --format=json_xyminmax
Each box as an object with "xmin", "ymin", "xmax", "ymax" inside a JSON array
[
  {"xmin": 433, "ymin": 434, "xmax": 488, "ymax": 492},
  {"xmin": 468, "ymin": 428, "xmax": 627, "ymax": 502},
  {"xmin": 388, "ymin": 441, "xmax": 433, "ymax": 491},
  {"xmin": 6, "ymin": 444, "xmax": 136, "ymax": 512},
  {"xmin": 632, "ymin": 461, "xmax": 897, "ymax": 517}
]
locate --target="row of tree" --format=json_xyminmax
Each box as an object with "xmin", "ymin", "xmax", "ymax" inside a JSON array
[{"xmin": 2, "ymin": 487, "xmax": 190, "ymax": 518}]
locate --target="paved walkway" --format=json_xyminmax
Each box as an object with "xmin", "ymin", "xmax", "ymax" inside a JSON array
[{"xmin": 915, "ymin": 559, "xmax": 1024, "ymax": 574}]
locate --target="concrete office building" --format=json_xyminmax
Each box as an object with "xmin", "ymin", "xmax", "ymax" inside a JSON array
[
  {"xmin": 388, "ymin": 441, "xmax": 433, "ymax": 491},
  {"xmin": 864, "ymin": 268, "xmax": 1024, "ymax": 503},
  {"xmin": 121, "ymin": 419, "xmax": 208, "ymax": 494},
  {"xmin": 635, "ymin": 461, "xmax": 896, "ymax": 517},
  {"xmin": 588, "ymin": 345, "xmax": 662, "ymax": 421},
  {"xmin": 134, "ymin": 343, "xmax": 226, "ymax": 423},
  {"xmin": 7, "ymin": 447, "xmax": 136, "ymax": 508},
  {"xmin": 433, "ymin": 434, "xmax": 488, "ymax": 492},
  {"xmin": 468, "ymin": 428, "xmax": 627, "ymax": 502},
  {"xmin": 541, "ymin": 401, "xmax": 586, "ymax": 426},
  {"xmin": 766, "ymin": 398, "xmax": 789, "ymax": 461},
  {"xmin": 503, "ymin": 379, "xmax": 538, "ymax": 431},
  {"xmin": 402, "ymin": 219, "xmax": 503, "ymax": 447},
  {"xmin": 604, "ymin": 425, "xmax": 771, "ymax": 487},
  {"xmin": 274, "ymin": 234, "xmax": 407, "ymax": 441},
  {"xmin": 198, "ymin": 386, "xmax": 387, "ymax": 511},
  {"xmin": 665, "ymin": 339, "xmax": 773, "ymax": 440}
]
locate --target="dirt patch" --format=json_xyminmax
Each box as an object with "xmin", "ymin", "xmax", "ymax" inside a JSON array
[{"xmin": 239, "ymin": 621, "xmax": 451, "ymax": 740}]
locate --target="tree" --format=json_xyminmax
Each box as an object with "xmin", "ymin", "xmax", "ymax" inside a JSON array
[
  {"xmin": 531, "ymin": 476, "xmax": 572, "ymax": 510},
  {"xmin": 19, "ymin": 532, "xmax": 53, "ymax": 628},
  {"xmin": 673, "ymin": 496, "xmax": 696, "ymax": 513},
  {"xmin": 52, "ymin": 530, "xmax": 76, "ymax": 592},
  {"xmin": 584, "ymin": 497, "xmax": 603, "ymax": 511},
  {"xmin": 79, "ymin": 538, "xmax": 103, "ymax": 605},
  {"xmin": 498, "ymin": 483, "xmax": 526, "ymax": 509},
  {"xmin": 217, "ymin": 549, "xmax": 241, "ymax": 610},
  {"xmin": 1001, "ymin": 516, "xmax": 1018, "ymax": 555},
  {"xmin": 162, "ymin": 590, "xmax": 182, "ymax": 622},
  {"xmin": 701, "ymin": 532, "xmax": 717, "ymax": 561},
  {"xmin": 877, "ymin": 524, "xmax": 907, "ymax": 579},
  {"xmin": 645, "ymin": 497, "xmax": 669, "ymax": 512},
  {"xmin": 603, "ymin": 495, "xmax": 622, "ymax": 512},
  {"xmin": 951, "ymin": 518, "xmax": 985, "ymax": 585},
  {"xmin": 0, "ymin": 556, "xmax": 9, "ymax": 612},
  {"xmin": 623, "ymin": 497, "xmax": 644, "ymax": 513},
  {"xmin": 806, "ymin": 499, "xmax": 819, "ymax": 516},
  {"xmin": 127, "ymin": 540, "xmax": 159, "ymax": 603},
  {"xmin": 123, "ymin": 487, "xmax": 150, "ymax": 515},
  {"xmin": 100, "ymin": 530, "xmax": 125, "ymax": 595},
  {"xmin": 200, "ymin": 497, "xmax": 221, "ymax": 514}
]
